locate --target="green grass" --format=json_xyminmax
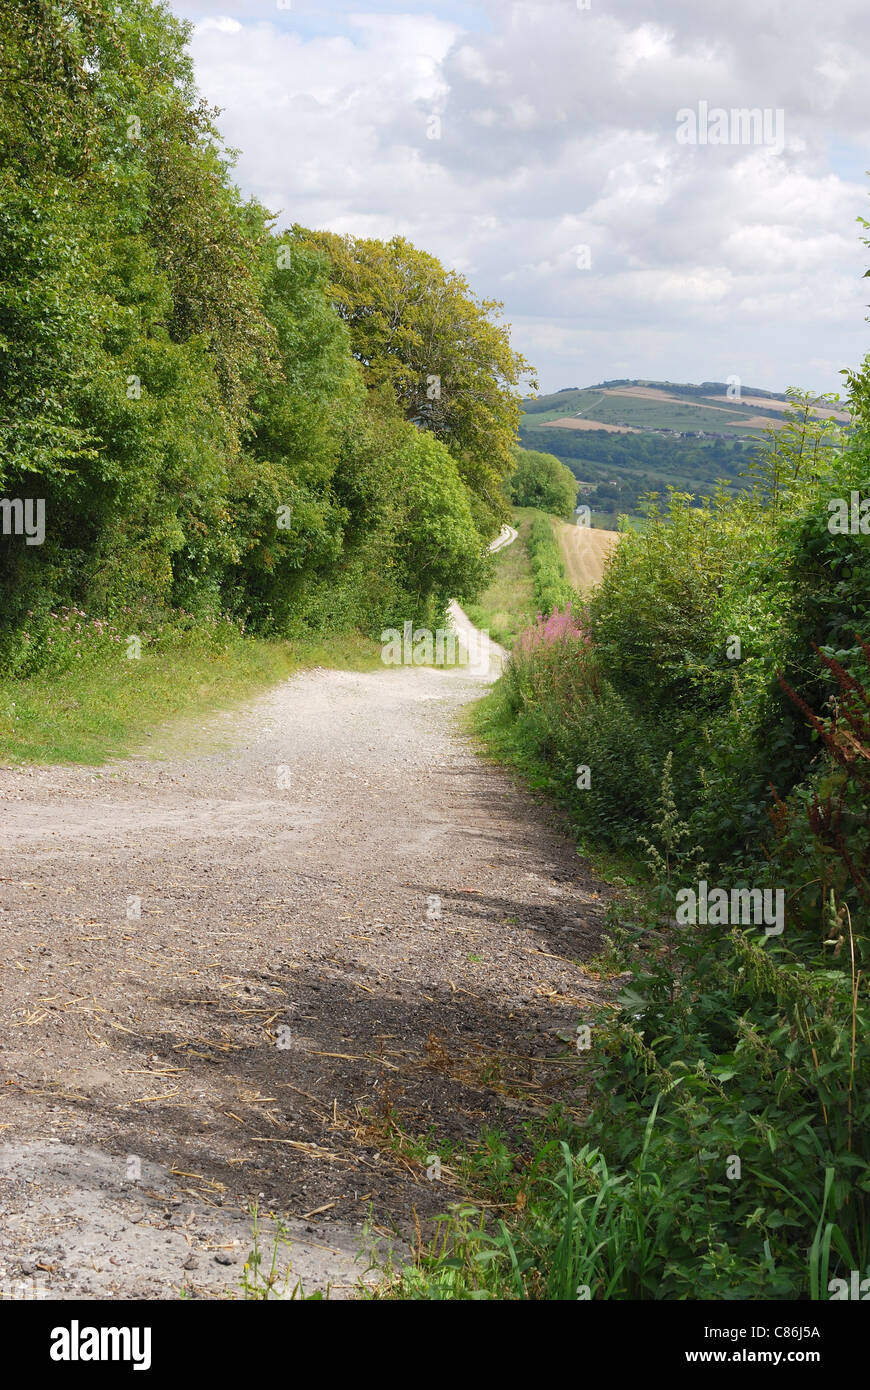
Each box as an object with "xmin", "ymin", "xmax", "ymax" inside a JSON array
[
  {"xmin": 465, "ymin": 509, "xmax": 537, "ymax": 647},
  {"xmin": 0, "ymin": 629, "xmax": 381, "ymax": 766},
  {"xmin": 376, "ymin": 1132, "xmax": 673, "ymax": 1301},
  {"xmin": 591, "ymin": 511, "xmax": 649, "ymax": 532}
]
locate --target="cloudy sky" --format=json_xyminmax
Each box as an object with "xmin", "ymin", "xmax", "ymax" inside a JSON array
[{"xmin": 171, "ymin": 0, "xmax": 870, "ymax": 396}]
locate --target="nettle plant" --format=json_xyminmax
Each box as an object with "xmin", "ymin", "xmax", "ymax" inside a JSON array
[
  {"xmin": 575, "ymin": 678, "xmax": 869, "ymax": 1298},
  {"xmin": 773, "ymin": 637, "xmax": 870, "ymax": 944}
]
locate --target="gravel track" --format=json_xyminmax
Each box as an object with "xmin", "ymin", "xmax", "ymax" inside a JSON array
[{"xmin": 0, "ymin": 621, "xmax": 609, "ymax": 1299}]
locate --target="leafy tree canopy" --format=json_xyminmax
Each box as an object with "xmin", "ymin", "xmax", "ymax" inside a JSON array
[
  {"xmin": 296, "ymin": 228, "xmax": 535, "ymax": 532},
  {"xmin": 510, "ymin": 446, "xmax": 578, "ymax": 516}
]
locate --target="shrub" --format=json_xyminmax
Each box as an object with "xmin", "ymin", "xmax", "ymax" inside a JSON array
[{"xmin": 526, "ymin": 513, "xmax": 577, "ymax": 615}]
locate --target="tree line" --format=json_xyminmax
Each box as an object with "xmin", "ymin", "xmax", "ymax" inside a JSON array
[{"xmin": 0, "ymin": 0, "xmax": 532, "ymax": 675}]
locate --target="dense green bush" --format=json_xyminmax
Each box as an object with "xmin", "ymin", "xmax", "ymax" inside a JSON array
[{"xmin": 493, "ymin": 606, "xmax": 660, "ymax": 846}]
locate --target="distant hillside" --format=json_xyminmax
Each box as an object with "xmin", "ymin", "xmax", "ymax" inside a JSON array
[
  {"xmin": 522, "ymin": 379, "xmax": 848, "ymax": 433},
  {"xmin": 519, "ymin": 380, "xmax": 850, "ymax": 527}
]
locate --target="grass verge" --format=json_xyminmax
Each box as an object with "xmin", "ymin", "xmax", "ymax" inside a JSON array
[
  {"xmin": 465, "ymin": 509, "xmax": 536, "ymax": 647},
  {"xmin": 526, "ymin": 510, "xmax": 577, "ymax": 615},
  {"xmin": 0, "ymin": 629, "xmax": 381, "ymax": 766}
]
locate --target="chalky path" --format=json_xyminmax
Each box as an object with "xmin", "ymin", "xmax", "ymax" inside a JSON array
[{"xmin": 0, "ymin": 624, "xmax": 608, "ymax": 1298}]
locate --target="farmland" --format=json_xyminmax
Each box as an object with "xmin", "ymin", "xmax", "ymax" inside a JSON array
[{"xmin": 518, "ymin": 379, "xmax": 849, "ymax": 526}]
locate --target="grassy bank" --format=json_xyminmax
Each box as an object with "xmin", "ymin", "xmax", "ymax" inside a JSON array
[
  {"xmin": 0, "ymin": 623, "xmax": 381, "ymax": 765},
  {"xmin": 526, "ymin": 510, "xmax": 578, "ymax": 615},
  {"xmin": 589, "ymin": 510, "xmax": 648, "ymax": 532},
  {"xmin": 393, "ymin": 396, "xmax": 870, "ymax": 1300},
  {"xmin": 465, "ymin": 510, "xmax": 537, "ymax": 647}
]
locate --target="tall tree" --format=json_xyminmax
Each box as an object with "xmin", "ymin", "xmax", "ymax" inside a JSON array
[{"xmin": 297, "ymin": 229, "xmax": 536, "ymax": 532}]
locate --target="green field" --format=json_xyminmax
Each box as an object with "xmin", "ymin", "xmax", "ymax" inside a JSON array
[{"xmin": 522, "ymin": 384, "xmax": 789, "ymax": 435}]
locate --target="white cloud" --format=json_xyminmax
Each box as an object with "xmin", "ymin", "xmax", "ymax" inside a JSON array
[
  {"xmin": 170, "ymin": 0, "xmax": 870, "ymax": 393},
  {"xmin": 198, "ymin": 16, "xmax": 242, "ymax": 33}
]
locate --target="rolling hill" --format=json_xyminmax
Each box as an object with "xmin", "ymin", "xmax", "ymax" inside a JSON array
[{"xmin": 519, "ymin": 379, "xmax": 849, "ymax": 528}]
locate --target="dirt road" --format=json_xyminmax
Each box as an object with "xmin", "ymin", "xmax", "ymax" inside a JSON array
[
  {"xmin": 489, "ymin": 522, "xmax": 519, "ymax": 553},
  {"xmin": 0, "ymin": 631, "xmax": 608, "ymax": 1300}
]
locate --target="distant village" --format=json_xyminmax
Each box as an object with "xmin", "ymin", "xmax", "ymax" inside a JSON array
[{"xmin": 611, "ymin": 423, "xmax": 757, "ymax": 440}]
